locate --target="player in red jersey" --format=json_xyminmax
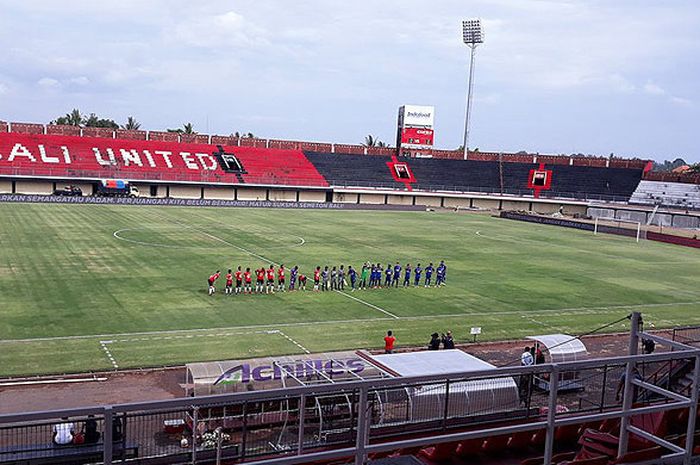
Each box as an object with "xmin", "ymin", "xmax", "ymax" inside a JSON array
[
  {"xmin": 256, "ymin": 266, "xmax": 266, "ymax": 293},
  {"xmin": 234, "ymin": 266, "xmax": 243, "ymax": 295},
  {"xmin": 207, "ymin": 270, "xmax": 220, "ymax": 296},
  {"xmin": 224, "ymin": 269, "xmax": 233, "ymax": 295},
  {"xmin": 266, "ymin": 265, "xmax": 275, "ymax": 294},
  {"xmin": 277, "ymin": 264, "xmax": 286, "ymax": 292},
  {"xmin": 313, "ymin": 266, "xmax": 321, "ymax": 291},
  {"xmin": 298, "ymin": 273, "xmax": 307, "ymax": 291},
  {"xmin": 243, "ymin": 267, "xmax": 252, "ymax": 294}
]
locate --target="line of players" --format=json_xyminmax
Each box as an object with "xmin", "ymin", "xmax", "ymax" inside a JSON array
[{"xmin": 207, "ymin": 261, "xmax": 447, "ymax": 296}]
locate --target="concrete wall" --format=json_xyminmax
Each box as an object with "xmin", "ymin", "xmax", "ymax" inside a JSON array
[
  {"xmin": 443, "ymin": 197, "xmax": 471, "ymax": 209},
  {"xmin": 359, "ymin": 193, "xmax": 385, "ymax": 204},
  {"xmin": 588, "ymin": 207, "xmax": 616, "ymax": 219},
  {"xmin": 615, "ymin": 210, "xmax": 647, "ymax": 223},
  {"xmin": 204, "ymin": 186, "xmax": 235, "ymax": 200},
  {"xmin": 562, "ymin": 204, "xmax": 587, "ymax": 215},
  {"xmin": 268, "ymin": 190, "xmax": 296, "ymax": 201},
  {"xmin": 472, "ymin": 198, "xmax": 500, "ymax": 210},
  {"xmin": 0, "ymin": 180, "xmax": 12, "ymax": 193},
  {"xmin": 387, "ymin": 194, "xmax": 414, "ymax": 205},
  {"xmin": 298, "ymin": 190, "xmax": 326, "ymax": 202},
  {"xmin": 169, "ymin": 185, "xmax": 202, "ymax": 199},
  {"xmin": 649, "ymin": 213, "xmax": 673, "ymax": 227},
  {"xmin": 501, "ymin": 200, "xmax": 528, "ymax": 211},
  {"xmin": 420, "ymin": 196, "xmax": 443, "ymax": 207},
  {"xmin": 531, "ymin": 202, "xmax": 560, "ymax": 214},
  {"xmin": 236, "ymin": 188, "xmax": 267, "ymax": 201},
  {"xmin": 333, "ymin": 192, "xmax": 359, "ymax": 203},
  {"xmin": 673, "ymin": 216, "xmax": 700, "ymax": 229},
  {"xmin": 15, "ymin": 181, "xmax": 53, "ymax": 194}
]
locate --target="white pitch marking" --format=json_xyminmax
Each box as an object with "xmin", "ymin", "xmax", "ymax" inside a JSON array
[
  {"xmin": 335, "ymin": 290, "xmax": 400, "ymax": 319},
  {"xmin": 277, "ymin": 330, "xmax": 311, "ymax": 354},
  {"xmin": 4, "ymin": 300, "xmax": 699, "ymax": 344},
  {"xmin": 113, "ymin": 226, "xmax": 306, "ymax": 250},
  {"xmin": 99, "ymin": 341, "xmax": 119, "ymax": 369}
]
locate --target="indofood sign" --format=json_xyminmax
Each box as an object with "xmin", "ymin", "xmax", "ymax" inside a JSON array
[
  {"xmin": 399, "ymin": 105, "xmax": 435, "ymax": 128},
  {"xmin": 214, "ymin": 357, "xmax": 365, "ymax": 385}
]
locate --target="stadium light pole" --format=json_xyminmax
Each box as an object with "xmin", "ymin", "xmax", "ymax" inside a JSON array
[{"xmin": 462, "ymin": 19, "xmax": 484, "ymax": 160}]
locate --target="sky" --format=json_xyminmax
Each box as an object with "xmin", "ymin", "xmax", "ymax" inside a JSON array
[{"xmin": 0, "ymin": 1, "xmax": 698, "ymax": 162}]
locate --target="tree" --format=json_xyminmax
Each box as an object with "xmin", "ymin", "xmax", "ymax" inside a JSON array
[
  {"xmin": 122, "ymin": 116, "xmax": 141, "ymax": 130},
  {"xmin": 363, "ymin": 135, "xmax": 385, "ymax": 147},
  {"xmin": 51, "ymin": 108, "xmax": 83, "ymax": 126},
  {"xmin": 83, "ymin": 113, "xmax": 118, "ymax": 128},
  {"xmin": 167, "ymin": 123, "xmax": 196, "ymax": 134}
]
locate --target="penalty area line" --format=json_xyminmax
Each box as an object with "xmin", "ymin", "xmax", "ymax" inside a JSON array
[
  {"xmin": 277, "ymin": 330, "xmax": 311, "ymax": 354},
  {"xmin": 99, "ymin": 340, "xmax": 119, "ymax": 369},
  {"xmin": 335, "ymin": 290, "xmax": 400, "ymax": 319}
]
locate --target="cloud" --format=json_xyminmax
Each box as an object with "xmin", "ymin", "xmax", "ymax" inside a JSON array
[
  {"xmin": 68, "ymin": 76, "xmax": 90, "ymax": 86},
  {"xmin": 171, "ymin": 10, "xmax": 269, "ymax": 49},
  {"xmin": 643, "ymin": 80, "xmax": 692, "ymax": 106},
  {"xmin": 37, "ymin": 77, "xmax": 60, "ymax": 89}
]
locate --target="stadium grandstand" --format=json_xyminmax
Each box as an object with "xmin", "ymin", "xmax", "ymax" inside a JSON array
[{"xmin": 0, "ymin": 120, "xmax": 650, "ymax": 203}]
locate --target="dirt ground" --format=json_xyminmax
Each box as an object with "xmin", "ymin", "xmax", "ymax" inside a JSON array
[{"xmin": 0, "ymin": 331, "xmax": 663, "ymax": 415}]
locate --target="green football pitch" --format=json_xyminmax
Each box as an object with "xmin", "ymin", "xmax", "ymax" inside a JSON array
[{"xmin": 1, "ymin": 203, "xmax": 699, "ymax": 377}]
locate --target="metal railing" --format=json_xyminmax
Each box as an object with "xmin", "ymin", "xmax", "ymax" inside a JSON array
[{"xmin": 1, "ymin": 314, "xmax": 699, "ymax": 465}]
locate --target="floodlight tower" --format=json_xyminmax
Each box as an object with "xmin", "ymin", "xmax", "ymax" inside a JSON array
[{"xmin": 462, "ymin": 19, "xmax": 484, "ymax": 160}]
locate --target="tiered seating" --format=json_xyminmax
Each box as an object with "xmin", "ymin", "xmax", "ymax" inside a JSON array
[
  {"xmin": 0, "ymin": 133, "xmax": 328, "ymax": 187},
  {"xmin": 305, "ymin": 152, "xmax": 403, "ymax": 188},
  {"xmin": 630, "ymin": 180, "xmax": 700, "ymax": 209},
  {"xmin": 310, "ymin": 152, "xmax": 643, "ymax": 201}
]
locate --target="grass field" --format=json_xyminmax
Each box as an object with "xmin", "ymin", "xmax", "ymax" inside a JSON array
[{"xmin": 1, "ymin": 203, "xmax": 699, "ymax": 377}]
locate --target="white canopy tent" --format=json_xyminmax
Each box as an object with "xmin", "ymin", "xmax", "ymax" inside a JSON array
[
  {"xmin": 367, "ymin": 350, "xmax": 520, "ymax": 423},
  {"xmin": 526, "ymin": 334, "xmax": 589, "ymax": 391}
]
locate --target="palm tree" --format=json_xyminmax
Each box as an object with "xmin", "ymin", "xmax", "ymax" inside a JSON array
[
  {"xmin": 66, "ymin": 109, "xmax": 82, "ymax": 126},
  {"xmin": 122, "ymin": 116, "xmax": 141, "ymax": 130},
  {"xmin": 51, "ymin": 108, "xmax": 83, "ymax": 126},
  {"xmin": 182, "ymin": 122, "xmax": 195, "ymax": 134},
  {"xmin": 364, "ymin": 135, "xmax": 386, "ymax": 147}
]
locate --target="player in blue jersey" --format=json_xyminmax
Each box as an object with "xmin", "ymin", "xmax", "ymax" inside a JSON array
[
  {"xmin": 348, "ymin": 265, "xmax": 357, "ymax": 291},
  {"xmin": 384, "ymin": 264, "xmax": 392, "ymax": 287},
  {"xmin": 403, "ymin": 263, "xmax": 411, "ymax": 287},
  {"xmin": 436, "ymin": 261, "xmax": 447, "ymax": 286},
  {"xmin": 414, "ymin": 263, "xmax": 422, "ymax": 287},
  {"xmin": 424, "ymin": 262, "xmax": 434, "ymax": 287},
  {"xmin": 392, "ymin": 262, "xmax": 402, "ymax": 287}
]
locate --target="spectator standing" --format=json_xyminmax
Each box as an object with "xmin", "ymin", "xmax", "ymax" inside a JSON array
[
  {"xmin": 384, "ymin": 331, "xmax": 396, "ymax": 354},
  {"xmin": 428, "ymin": 333, "xmax": 441, "ymax": 350},
  {"xmin": 442, "ymin": 331, "xmax": 455, "ymax": 349},
  {"xmin": 521, "ymin": 346, "xmax": 534, "ymax": 366}
]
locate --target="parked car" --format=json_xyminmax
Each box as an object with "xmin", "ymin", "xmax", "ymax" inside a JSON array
[{"xmin": 53, "ymin": 185, "xmax": 83, "ymax": 196}]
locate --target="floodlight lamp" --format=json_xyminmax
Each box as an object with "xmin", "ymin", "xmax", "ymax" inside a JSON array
[{"xmin": 462, "ymin": 19, "xmax": 484, "ymax": 45}]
